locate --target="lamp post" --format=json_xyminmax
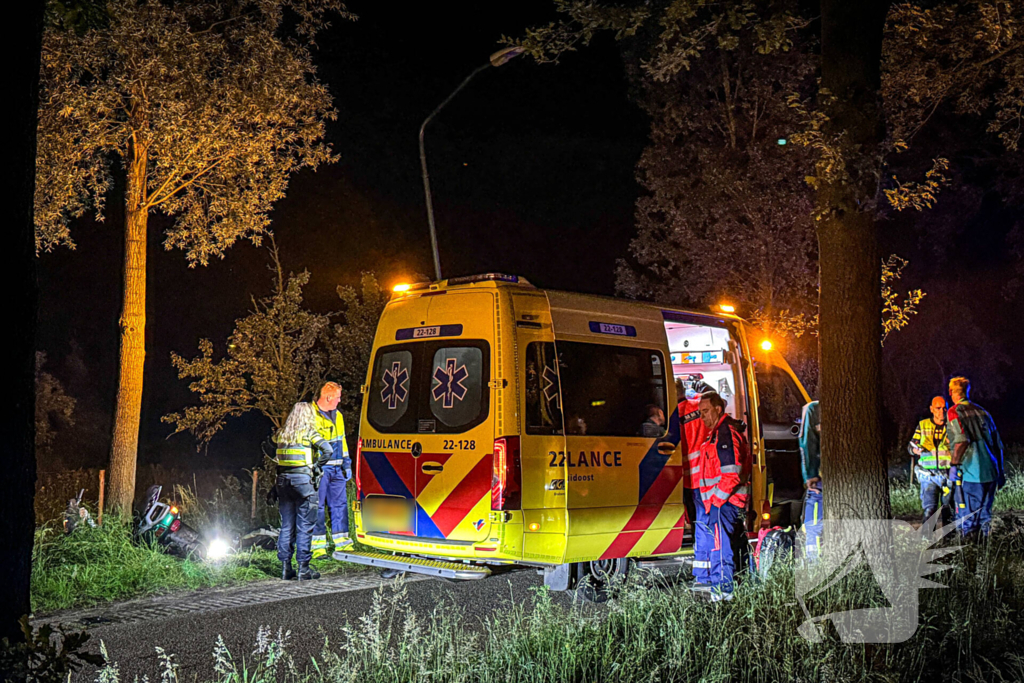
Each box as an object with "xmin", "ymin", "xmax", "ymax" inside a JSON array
[{"xmin": 419, "ymin": 46, "xmax": 525, "ymax": 281}]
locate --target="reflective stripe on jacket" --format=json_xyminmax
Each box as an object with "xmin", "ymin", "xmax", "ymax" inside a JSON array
[
  {"xmin": 679, "ymin": 398, "xmax": 709, "ymax": 489},
  {"xmin": 275, "ymin": 402, "xmax": 329, "ymax": 467},
  {"xmin": 314, "ymin": 408, "xmax": 349, "ymax": 464},
  {"xmin": 698, "ymin": 414, "xmax": 751, "ymax": 512},
  {"xmin": 908, "ymin": 418, "xmax": 951, "ymax": 470}
]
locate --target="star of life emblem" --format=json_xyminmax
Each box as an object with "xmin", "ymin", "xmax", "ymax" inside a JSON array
[
  {"xmin": 431, "ymin": 358, "xmax": 469, "ymax": 409},
  {"xmin": 380, "ymin": 361, "xmax": 409, "ymax": 409},
  {"xmin": 542, "ymin": 365, "xmax": 560, "ymax": 406}
]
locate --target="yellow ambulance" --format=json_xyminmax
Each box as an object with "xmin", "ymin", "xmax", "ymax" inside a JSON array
[{"xmin": 337, "ymin": 273, "xmax": 811, "ymax": 595}]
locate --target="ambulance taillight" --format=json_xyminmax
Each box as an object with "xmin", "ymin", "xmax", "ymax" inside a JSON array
[
  {"xmin": 355, "ymin": 437, "xmax": 363, "ymax": 497},
  {"xmin": 491, "ymin": 436, "xmax": 522, "ymax": 511}
]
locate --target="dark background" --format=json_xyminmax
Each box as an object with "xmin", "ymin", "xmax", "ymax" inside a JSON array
[{"xmin": 35, "ymin": 1, "xmax": 1023, "ymax": 476}]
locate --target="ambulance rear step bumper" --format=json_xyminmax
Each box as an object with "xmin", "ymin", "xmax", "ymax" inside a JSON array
[
  {"xmin": 332, "ymin": 550, "xmax": 492, "ymax": 580},
  {"xmin": 635, "ymin": 549, "xmax": 694, "ymax": 571}
]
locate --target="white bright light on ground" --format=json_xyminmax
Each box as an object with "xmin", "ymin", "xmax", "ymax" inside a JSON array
[{"xmin": 206, "ymin": 538, "xmax": 231, "ymax": 561}]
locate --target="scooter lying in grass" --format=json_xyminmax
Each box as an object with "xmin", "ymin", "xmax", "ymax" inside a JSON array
[
  {"xmin": 135, "ymin": 485, "xmax": 275, "ymax": 561},
  {"xmin": 135, "ymin": 485, "xmax": 232, "ymax": 560}
]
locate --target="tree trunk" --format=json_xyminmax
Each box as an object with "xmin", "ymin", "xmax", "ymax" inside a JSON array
[
  {"xmin": 817, "ymin": 0, "xmax": 892, "ymax": 521},
  {"xmin": 2, "ymin": 0, "xmax": 45, "ymax": 642},
  {"xmin": 107, "ymin": 144, "xmax": 148, "ymax": 513}
]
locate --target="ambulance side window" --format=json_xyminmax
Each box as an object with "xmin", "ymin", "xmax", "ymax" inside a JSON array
[
  {"xmin": 430, "ymin": 346, "xmax": 486, "ymax": 428},
  {"xmin": 368, "ymin": 349, "xmax": 413, "ymax": 428},
  {"xmin": 525, "ymin": 342, "xmax": 563, "ymax": 435},
  {"xmin": 556, "ymin": 341, "xmax": 667, "ymax": 437},
  {"xmin": 755, "ymin": 363, "xmax": 804, "ymax": 425}
]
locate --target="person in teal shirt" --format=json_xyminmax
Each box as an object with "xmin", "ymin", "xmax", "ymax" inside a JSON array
[
  {"xmin": 946, "ymin": 377, "xmax": 1005, "ymax": 540},
  {"xmin": 799, "ymin": 401, "xmax": 822, "ymax": 560}
]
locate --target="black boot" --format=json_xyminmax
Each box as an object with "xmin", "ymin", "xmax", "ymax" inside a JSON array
[
  {"xmin": 298, "ymin": 562, "xmax": 320, "ymax": 580},
  {"xmin": 282, "ymin": 562, "xmax": 297, "ymax": 580}
]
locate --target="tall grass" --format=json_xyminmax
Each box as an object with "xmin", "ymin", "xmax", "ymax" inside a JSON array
[
  {"xmin": 30, "ymin": 518, "xmax": 277, "ymax": 613},
  {"xmin": 95, "ymin": 525, "xmax": 1024, "ymax": 683},
  {"xmin": 30, "ymin": 515, "xmax": 360, "ymax": 614},
  {"xmin": 890, "ymin": 469, "xmax": 1024, "ymax": 517}
]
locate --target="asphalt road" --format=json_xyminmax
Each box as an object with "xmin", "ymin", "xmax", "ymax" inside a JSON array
[{"xmin": 68, "ymin": 568, "xmax": 575, "ymax": 682}]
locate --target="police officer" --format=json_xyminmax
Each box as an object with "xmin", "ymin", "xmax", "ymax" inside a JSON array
[
  {"xmin": 908, "ymin": 396, "xmax": 952, "ymax": 523},
  {"xmin": 311, "ymin": 382, "xmax": 354, "ymax": 558},
  {"xmin": 275, "ymin": 387, "xmax": 334, "ymax": 580},
  {"xmin": 799, "ymin": 400, "xmax": 822, "ymax": 561}
]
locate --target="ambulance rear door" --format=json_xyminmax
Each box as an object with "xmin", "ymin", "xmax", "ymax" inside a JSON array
[
  {"xmin": 361, "ymin": 290, "xmax": 496, "ymax": 544},
  {"xmin": 511, "ymin": 292, "xmax": 568, "ymax": 564}
]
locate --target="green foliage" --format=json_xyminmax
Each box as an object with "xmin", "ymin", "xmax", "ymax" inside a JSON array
[
  {"xmin": 880, "ymin": 255, "xmax": 926, "ymax": 342},
  {"xmin": 29, "ymin": 516, "xmax": 335, "ymax": 613},
  {"xmin": 885, "ymin": 1, "xmax": 1024, "ymax": 151},
  {"xmin": 35, "ymin": 0, "xmax": 350, "ymax": 261},
  {"xmin": 165, "ymin": 243, "xmax": 388, "ymax": 447},
  {"xmin": 164, "ymin": 241, "xmax": 331, "ymax": 441},
  {"xmin": 0, "ymin": 616, "xmax": 103, "ymax": 683}
]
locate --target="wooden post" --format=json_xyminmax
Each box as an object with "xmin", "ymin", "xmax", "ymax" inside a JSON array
[
  {"xmin": 98, "ymin": 469, "xmax": 106, "ymax": 525},
  {"xmin": 251, "ymin": 470, "xmax": 258, "ymax": 520}
]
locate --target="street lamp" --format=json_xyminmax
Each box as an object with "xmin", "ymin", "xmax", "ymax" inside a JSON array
[{"xmin": 419, "ymin": 46, "xmax": 525, "ymax": 281}]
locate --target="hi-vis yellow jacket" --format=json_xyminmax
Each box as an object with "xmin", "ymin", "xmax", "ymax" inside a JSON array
[
  {"xmin": 276, "ymin": 402, "xmax": 330, "ymax": 467},
  {"xmin": 909, "ymin": 418, "xmax": 952, "ymax": 470}
]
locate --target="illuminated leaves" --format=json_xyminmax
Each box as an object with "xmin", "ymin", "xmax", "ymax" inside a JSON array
[
  {"xmin": 884, "ymin": 157, "xmax": 951, "ymax": 211},
  {"xmin": 35, "ymin": 0, "xmax": 351, "ymax": 263}
]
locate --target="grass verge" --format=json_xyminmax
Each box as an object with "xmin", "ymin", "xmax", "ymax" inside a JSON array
[
  {"xmin": 30, "ymin": 517, "xmax": 358, "ymax": 614},
  {"xmin": 96, "ymin": 518, "xmax": 1024, "ymax": 683}
]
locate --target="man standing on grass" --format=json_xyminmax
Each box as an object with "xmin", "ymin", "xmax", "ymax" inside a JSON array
[
  {"xmin": 946, "ymin": 377, "xmax": 1005, "ymax": 540},
  {"xmin": 696, "ymin": 391, "xmax": 751, "ymax": 601},
  {"xmin": 311, "ymin": 382, "xmax": 354, "ymax": 558},
  {"xmin": 679, "ymin": 379, "xmax": 713, "ymax": 583},
  {"xmin": 908, "ymin": 396, "xmax": 952, "ymax": 524},
  {"xmin": 799, "ymin": 400, "xmax": 823, "ymax": 561}
]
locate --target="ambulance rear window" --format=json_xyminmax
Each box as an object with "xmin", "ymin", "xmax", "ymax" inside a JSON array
[
  {"xmin": 367, "ymin": 341, "xmax": 490, "ymax": 434},
  {"xmin": 556, "ymin": 341, "xmax": 667, "ymax": 438}
]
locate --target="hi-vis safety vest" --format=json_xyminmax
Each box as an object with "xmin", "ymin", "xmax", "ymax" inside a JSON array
[
  {"xmin": 910, "ymin": 418, "xmax": 952, "ymax": 470},
  {"xmin": 314, "ymin": 409, "xmax": 349, "ymax": 464},
  {"xmin": 276, "ymin": 402, "xmax": 329, "ymax": 468}
]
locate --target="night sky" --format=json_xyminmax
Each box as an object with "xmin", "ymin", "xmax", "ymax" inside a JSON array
[{"xmin": 36, "ymin": 1, "xmax": 1023, "ymax": 474}]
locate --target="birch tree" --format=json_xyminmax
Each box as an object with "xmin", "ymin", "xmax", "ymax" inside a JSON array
[{"xmin": 35, "ymin": 0, "xmax": 350, "ymax": 510}]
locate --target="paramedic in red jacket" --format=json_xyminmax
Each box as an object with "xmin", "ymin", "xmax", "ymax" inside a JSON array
[
  {"xmin": 696, "ymin": 391, "xmax": 752, "ymax": 601},
  {"xmin": 679, "ymin": 380, "xmax": 713, "ymax": 582}
]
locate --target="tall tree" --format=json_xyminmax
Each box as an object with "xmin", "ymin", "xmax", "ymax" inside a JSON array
[
  {"xmin": 35, "ymin": 0, "xmax": 350, "ymax": 510},
  {"xmin": 813, "ymin": 0, "xmax": 892, "ymax": 520},
  {"xmin": 521, "ymin": 0, "xmax": 1019, "ymax": 520},
  {"xmin": 4, "ymin": 0, "xmax": 45, "ymax": 645}
]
